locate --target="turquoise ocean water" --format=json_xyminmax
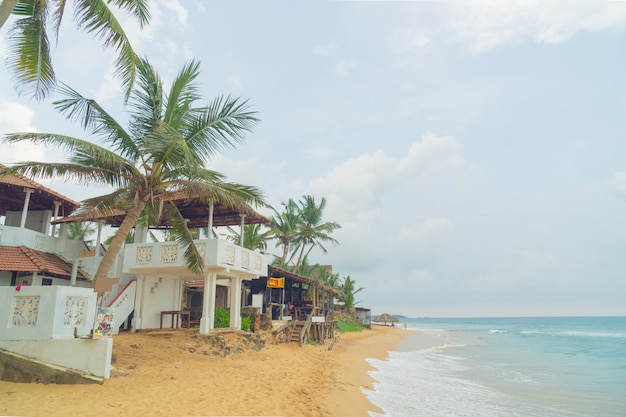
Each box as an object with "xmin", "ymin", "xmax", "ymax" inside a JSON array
[{"xmin": 365, "ymin": 316, "xmax": 626, "ymax": 417}]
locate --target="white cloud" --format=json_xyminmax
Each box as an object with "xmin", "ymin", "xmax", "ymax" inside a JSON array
[
  {"xmin": 94, "ymin": 68, "xmax": 122, "ymax": 104},
  {"xmin": 335, "ymin": 60, "xmax": 355, "ymax": 77},
  {"xmin": 308, "ymin": 132, "xmax": 465, "ymax": 227},
  {"xmin": 608, "ymin": 171, "xmax": 626, "ymax": 194},
  {"xmin": 161, "ymin": 0, "xmax": 188, "ymax": 28},
  {"xmin": 0, "ymin": 101, "xmax": 37, "ymax": 133},
  {"xmin": 390, "ymin": 30, "xmax": 431, "ymax": 54},
  {"xmin": 447, "ymin": 0, "xmax": 626, "ymax": 51}
]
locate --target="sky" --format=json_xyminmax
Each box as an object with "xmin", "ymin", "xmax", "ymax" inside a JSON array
[{"xmin": 1, "ymin": 1, "xmax": 625, "ymax": 318}]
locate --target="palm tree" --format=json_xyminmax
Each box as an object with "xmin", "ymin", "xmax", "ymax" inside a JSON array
[
  {"xmin": 267, "ymin": 198, "xmax": 301, "ymax": 268},
  {"xmin": 339, "ymin": 275, "xmax": 363, "ymax": 311},
  {"xmin": 2, "ymin": 57, "xmax": 266, "ymax": 287},
  {"xmin": 66, "ymin": 222, "xmax": 96, "ymax": 244},
  {"xmin": 2, "ymin": 0, "xmax": 150, "ymax": 99},
  {"xmin": 290, "ymin": 195, "xmax": 341, "ymax": 267},
  {"xmin": 226, "ymin": 223, "xmax": 269, "ymax": 251},
  {"xmin": 318, "ymin": 267, "xmax": 340, "ymax": 289}
]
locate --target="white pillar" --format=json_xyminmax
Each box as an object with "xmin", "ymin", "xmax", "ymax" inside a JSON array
[
  {"xmin": 207, "ymin": 203, "xmax": 214, "ymax": 239},
  {"xmin": 20, "ymin": 188, "xmax": 33, "ymax": 228},
  {"xmin": 239, "ymin": 214, "xmax": 246, "ymax": 247},
  {"xmin": 95, "ymin": 221, "xmax": 103, "ymax": 255},
  {"xmin": 70, "ymin": 258, "xmax": 79, "ymax": 286},
  {"xmin": 134, "ymin": 225, "xmax": 147, "ymax": 243},
  {"xmin": 50, "ymin": 200, "xmax": 61, "ymax": 236},
  {"xmin": 56, "ymin": 223, "xmax": 68, "ymax": 254},
  {"xmin": 199, "ymin": 272, "xmax": 217, "ymax": 335},
  {"xmin": 229, "ymin": 277, "xmax": 242, "ymax": 330},
  {"xmin": 131, "ymin": 275, "xmax": 146, "ymax": 332}
]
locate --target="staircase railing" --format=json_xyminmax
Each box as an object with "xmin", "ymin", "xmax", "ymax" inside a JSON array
[
  {"xmin": 107, "ymin": 280, "xmax": 137, "ymax": 334},
  {"xmin": 298, "ymin": 314, "xmax": 313, "ymax": 347}
]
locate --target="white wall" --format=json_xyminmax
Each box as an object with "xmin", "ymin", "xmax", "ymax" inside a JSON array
[{"xmin": 0, "ymin": 286, "xmax": 97, "ymax": 340}]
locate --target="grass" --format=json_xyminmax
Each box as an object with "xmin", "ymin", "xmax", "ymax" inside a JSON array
[{"xmin": 336, "ymin": 316, "xmax": 365, "ymax": 333}]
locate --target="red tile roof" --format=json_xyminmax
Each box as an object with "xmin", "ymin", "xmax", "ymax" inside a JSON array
[
  {"xmin": 0, "ymin": 245, "xmax": 87, "ymax": 280},
  {"xmin": 0, "ymin": 163, "xmax": 79, "ymax": 215}
]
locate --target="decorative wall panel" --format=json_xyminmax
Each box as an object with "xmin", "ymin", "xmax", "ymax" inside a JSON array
[
  {"xmin": 136, "ymin": 246, "xmax": 153, "ymax": 264},
  {"xmin": 64, "ymin": 296, "xmax": 88, "ymax": 326},
  {"xmin": 11, "ymin": 296, "xmax": 40, "ymax": 327},
  {"xmin": 161, "ymin": 244, "xmax": 179, "ymax": 263},
  {"xmin": 225, "ymin": 246, "xmax": 235, "ymax": 265}
]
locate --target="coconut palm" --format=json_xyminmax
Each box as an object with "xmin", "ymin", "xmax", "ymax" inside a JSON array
[
  {"xmin": 267, "ymin": 198, "xmax": 301, "ymax": 268},
  {"xmin": 2, "ymin": 0, "xmax": 150, "ymax": 99},
  {"xmin": 2, "ymin": 57, "xmax": 266, "ymax": 286},
  {"xmin": 318, "ymin": 267, "xmax": 340, "ymax": 289},
  {"xmin": 66, "ymin": 221, "xmax": 96, "ymax": 244},
  {"xmin": 290, "ymin": 195, "xmax": 341, "ymax": 267},
  {"xmin": 339, "ymin": 275, "xmax": 363, "ymax": 311},
  {"xmin": 226, "ymin": 223, "xmax": 269, "ymax": 251}
]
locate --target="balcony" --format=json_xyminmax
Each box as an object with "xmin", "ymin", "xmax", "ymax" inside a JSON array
[
  {"xmin": 0, "ymin": 224, "xmax": 86, "ymax": 260},
  {"xmin": 122, "ymin": 238, "xmax": 267, "ymax": 279}
]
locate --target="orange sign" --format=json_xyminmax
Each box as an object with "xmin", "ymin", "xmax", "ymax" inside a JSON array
[{"xmin": 267, "ymin": 277, "xmax": 284, "ymax": 288}]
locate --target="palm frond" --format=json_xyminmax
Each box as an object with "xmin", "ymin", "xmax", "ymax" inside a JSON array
[
  {"xmin": 54, "ymin": 84, "xmax": 137, "ymax": 160},
  {"xmin": 72, "ymin": 0, "xmax": 140, "ymax": 99},
  {"xmin": 166, "ymin": 202, "xmax": 204, "ymax": 274},
  {"xmin": 129, "ymin": 58, "xmax": 164, "ymax": 137},
  {"xmin": 183, "ymin": 96, "xmax": 259, "ymax": 161},
  {"xmin": 7, "ymin": 3, "xmax": 56, "ymax": 99},
  {"xmin": 164, "ymin": 59, "xmax": 201, "ymax": 126}
]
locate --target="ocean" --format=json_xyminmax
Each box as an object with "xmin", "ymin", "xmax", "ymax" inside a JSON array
[{"xmin": 365, "ymin": 316, "xmax": 626, "ymax": 417}]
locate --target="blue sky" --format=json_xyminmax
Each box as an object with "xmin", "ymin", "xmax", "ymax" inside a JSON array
[{"xmin": 1, "ymin": 1, "xmax": 625, "ymax": 317}]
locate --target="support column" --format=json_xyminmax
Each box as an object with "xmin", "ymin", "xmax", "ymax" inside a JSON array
[
  {"xmin": 20, "ymin": 188, "xmax": 33, "ymax": 228},
  {"xmin": 229, "ymin": 277, "xmax": 242, "ymax": 329},
  {"xmin": 131, "ymin": 275, "xmax": 146, "ymax": 332},
  {"xmin": 207, "ymin": 203, "xmax": 214, "ymax": 239},
  {"xmin": 199, "ymin": 272, "xmax": 217, "ymax": 335},
  {"xmin": 50, "ymin": 200, "xmax": 61, "ymax": 236},
  {"xmin": 56, "ymin": 223, "xmax": 68, "ymax": 254},
  {"xmin": 239, "ymin": 214, "xmax": 246, "ymax": 246},
  {"xmin": 134, "ymin": 225, "xmax": 147, "ymax": 243},
  {"xmin": 95, "ymin": 221, "xmax": 103, "ymax": 255}
]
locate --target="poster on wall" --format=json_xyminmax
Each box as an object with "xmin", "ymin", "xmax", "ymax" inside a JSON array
[{"xmin": 93, "ymin": 307, "xmax": 115, "ymax": 338}]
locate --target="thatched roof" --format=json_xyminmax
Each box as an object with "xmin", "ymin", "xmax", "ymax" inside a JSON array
[
  {"xmin": 372, "ymin": 313, "xmax": 398, "ymax": 323},
  {"xmin": 52, "ymin": 191, "xmax": 270, "ymax": 228},
  {"xmin": 0, "ymin": 164, "xmax": 79, "ymax": 217},
  {"xmin": 268, "ymin": 265, "xmax": 341, "ymax": 298}
]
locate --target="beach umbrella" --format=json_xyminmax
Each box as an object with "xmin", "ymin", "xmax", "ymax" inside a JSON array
[{"xmin": 372, "ymin": 313, "xmax": 399, "ymax": 325}]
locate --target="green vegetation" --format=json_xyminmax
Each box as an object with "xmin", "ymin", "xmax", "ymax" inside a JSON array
[
  {"xmin": 2, "ymin": 0, "xmax": 151, "ymax": 100},
  {"xmin": 336, "ymin": 316, "xmax": 365, "ymax": 333},
  {"xmin": 214, "ymin": 308, "xmax": 230, "ymax": 328},
  {"xmin": 241, "ymin": 316, "xmax": 251, "ymax": 331}
]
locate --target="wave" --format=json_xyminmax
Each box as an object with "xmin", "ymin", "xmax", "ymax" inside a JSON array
[
  {"xmin": 489, "ymin": 329, "xmax": 508, "ymax": 334},
  {"xmin": 519, "ymin": 330, "xmax": 626, "ymax": 338}
]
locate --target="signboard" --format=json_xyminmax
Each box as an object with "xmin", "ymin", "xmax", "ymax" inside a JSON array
[
  {"xmin": 93, "ymin": 307, "xmax": 115, "ymax": 338},
  {"xmin": 267, "ymin": 277, "xmax": 284, "ymax": 289}
]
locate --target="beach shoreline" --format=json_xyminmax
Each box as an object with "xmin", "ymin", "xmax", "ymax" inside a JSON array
[{"xmin": 0, "ymin": 325, "xmax": 411, "ymax": 417}]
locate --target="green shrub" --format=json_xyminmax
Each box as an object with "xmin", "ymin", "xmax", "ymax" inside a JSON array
[
  {"xmin": 337, "ymin": 317, "xmax": 365, "ymax": 333},
  {"xmin": 214, "ymin": 308, "xmax": 230, "ymax": 328},
  {"xmin": 241, "ymin": 316, "xmax": 251, "ymax": 331}
]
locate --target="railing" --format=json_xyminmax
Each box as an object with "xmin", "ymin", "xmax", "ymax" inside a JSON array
[
  {"xmin": 107, "ymin": 280, "xmax": 137, "ymax": 334},
  {"xmin": 299, "ymin": 314, "xmax": 313, "ymax": 347},
  {"xmin": 0, "ymin": 224, "xmax": 86, "ymax": 259},
  {"xmin": 123, "ymin": 238, "xmax": 267, "ymax": 278}
]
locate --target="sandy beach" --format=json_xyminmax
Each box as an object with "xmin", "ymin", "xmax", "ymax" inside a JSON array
[{"xmin": 0, "ymin": 325, "xmax": 409, "ymax": 417}]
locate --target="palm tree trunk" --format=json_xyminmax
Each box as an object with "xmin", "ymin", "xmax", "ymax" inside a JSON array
[
  {"xmin": 93, "ymin": 197, "xmax": 148, "ymax": 285},
  {"xmin": 295, "ymin": 241, "xmax": 306, "ymax": 268},
  {"xmin": 0, "ymin": 0, "xmax": 19, "ymax": 29}
]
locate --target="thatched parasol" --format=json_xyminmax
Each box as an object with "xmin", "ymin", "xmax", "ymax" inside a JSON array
[{"xmin": 372, "ymin": 313, "xmax": 399, "ymax": 325}]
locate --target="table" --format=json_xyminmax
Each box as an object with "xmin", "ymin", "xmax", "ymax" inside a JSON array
[{"xmin": 160, "ymin": 310, "xmax": 191, "ymax": 329}]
